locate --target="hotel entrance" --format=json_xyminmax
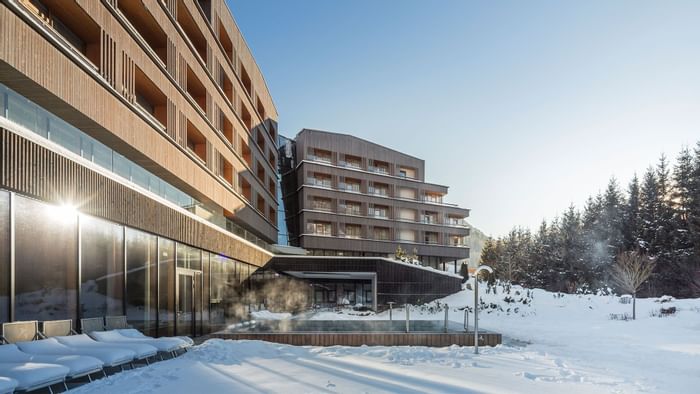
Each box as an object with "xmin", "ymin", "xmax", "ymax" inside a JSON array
[{"xmin": 176, "ymin": 268, "xmax": 202, "ymax": 337}]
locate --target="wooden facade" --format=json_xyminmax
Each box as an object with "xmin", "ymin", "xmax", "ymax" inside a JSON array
[
  {"xmin": 0, "ymin": 0, "xmax": 279, "ymax": 244},
  {"xmin": 0, "ymin": 126, "xmax": 272, "ymax": 267}
]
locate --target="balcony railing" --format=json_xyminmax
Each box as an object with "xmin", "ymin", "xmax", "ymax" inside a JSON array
[
  {"xmin": 310, "ymin": 202, "xmax": 333, "ymax": 211},
  {"xmin": 338, "ymin": 182, "xmax": 361, "ymax": 192},
  {"xmin": 422, "ymin": 195, "xmax": 444, "ymax": 204},
  {"xmin": 308, "ymin": 178, "xmax": 332, "ymax": 188},
  {"xmin": 308, "ymin": 154, "xmax": 332, "ymax": 164},
  {"xmin": 368, "ymin": 187, "xmax": 388, "ymax": 196},
  {"xmin": 339, "ymin": 205, "xmax": 362, "ymax": 215},
  {"xmin": 446, "ymin": 218, "xmax": 468, "ymax": 226},
  {"xmin": 368, "ymin": 165, "xmax": 389, "ymax": 175}
]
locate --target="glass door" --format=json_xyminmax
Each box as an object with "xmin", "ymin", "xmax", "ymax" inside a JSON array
[{"xmin": 176, "ymin": 270, "xmax": 195, "ymax": 337}]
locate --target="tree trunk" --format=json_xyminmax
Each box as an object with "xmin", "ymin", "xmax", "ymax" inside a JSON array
[{"xmin": 632, "ymin": 292, "xmax": 636, "ymax": 320}]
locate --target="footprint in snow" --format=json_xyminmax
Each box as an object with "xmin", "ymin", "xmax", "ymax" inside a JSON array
[{"xmin": 326, "ymin": 380, "xmax": 336, "ymax": 389}]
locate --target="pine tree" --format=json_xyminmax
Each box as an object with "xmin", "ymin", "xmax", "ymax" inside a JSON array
[
  {"xmin": 639, "ymin": 167, "xmax": 658, "ymax": 255},
  {"xmin": 671, "ymin": 147, "xmax": 696, "ymax": 296},
  {"xmin": 559, "ymin": 205, "xmax": 588, "ymax": 292},
  {"xmin": 622, "ymin": 174, "xmax": 641, "ymax": 251}
]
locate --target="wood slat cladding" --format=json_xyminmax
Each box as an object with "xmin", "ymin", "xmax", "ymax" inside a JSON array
[
  {"xmin": 211, "ymin": 332, "xmax": 502, "ymax": 347},
  {"xmin": 100, "ymin": 30, "xmax": 117, "ymax": 87},
  {"xmin": 120, "ymin": 51, "xmax": 134, "ymax": 102},
  {"xmin": 0, "ymin": 127, "xmax": 272, "ymax": 267},
  {"xmin": 0, "ymin": 0, "xmax": 279, "ymax": 243}
]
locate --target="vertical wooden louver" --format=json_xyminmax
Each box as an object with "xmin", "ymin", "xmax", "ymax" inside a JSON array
[
  {"xmin": 166, "ymin": 38, "xmax": 176, "ymax": 77},
  {"xmin": 100, "ymin": 31, "xmax": 117, "ymax": 87},
  {"xmin": 166, "ymin": 99, "xmax": 177, "ymax": 141},
  {"xmin": 176, "ymin": 111, "xmax": 187, "ymax": 147},
  {"xmin": 121, "ymin": 51, "xmax": 135, "ymax": 102}
]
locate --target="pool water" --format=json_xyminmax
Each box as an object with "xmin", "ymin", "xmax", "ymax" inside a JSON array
[{"xmin": 226, "ymin": 320, "xmax": 471, "ymax": 333}]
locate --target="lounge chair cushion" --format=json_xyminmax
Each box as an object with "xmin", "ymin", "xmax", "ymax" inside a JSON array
[
  {"xmin": 57, "ymin": 334, "xmax": 156, "ymax": 360},
  {"xmin": 117, "ymin": 329, "xmax": 194, "ymax": 347},
  {"xmin": 0, "ymin": 362, "xmax": 68, "ymax": 392},
  {"xmin": 17, "ymin": 338, "xmax": 134, "ymax": 368},
  {"xmin": 1, "ymin": 343, "xmax": 101, "ymax": 378},
  {"xmin": 0, "ymin": 376, "xmax": 17, "ymax": 394},
  {"xmin": 90, "ymin": 331, "xmax": 182, "ymax": 353}
]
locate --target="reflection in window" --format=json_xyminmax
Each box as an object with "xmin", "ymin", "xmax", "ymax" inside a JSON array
[
  {"xmin": 158, "ymin": 238, "xmax": 175, "ymax": 336},
  {"xmin": 80, "ymin": 216, "xmax": 124, "ymax": 318},
  {"xmin": 0, "ymin": 191, "xmax": 9, "ymax": 323},
  {"xmin": 177, "ymin": 244, "xmax": 202, "ymax": 270},
  {"xmin": 14, "ymin": 196, "xmax": 78, "ymax": 325},
  {"xmin": 126, "ymin": 229, "xmax": 158, "ymax": 336}
]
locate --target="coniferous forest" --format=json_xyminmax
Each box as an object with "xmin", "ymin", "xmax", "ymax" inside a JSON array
[{"xmin": 479, "ymin": 142, "xmax": 700, "ymax": 298}]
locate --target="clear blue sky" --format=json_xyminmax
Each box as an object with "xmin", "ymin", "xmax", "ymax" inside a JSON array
[{"xmin": 229, "ymin": 0, "xmax": 700, "ymax": 236}]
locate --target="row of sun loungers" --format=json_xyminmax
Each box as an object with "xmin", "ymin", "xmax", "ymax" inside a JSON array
[{"xmin": 0, "ymin": 317, "xmax": 193, "ymax": 393}]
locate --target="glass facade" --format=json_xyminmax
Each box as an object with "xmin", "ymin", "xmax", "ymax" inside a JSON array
[
  {"xmin": 0, "ymin": 191, "xmax": 9, "ymax": 323},
  {"xmin": 0, "ymin": 189, "xmax": 260, "ymax": 336},
  {"xmin": 14, "ymin": 197, "xmax": 78, "ymax": 325},
  {"xmin": 125, "ymin": 228, "xmax": 158, "ymax": 336},
  {"xmin": 81, "ymin": 216, "xmax": 124, "ymax": 318},
  {"xmin": 0, "ymin": 82, "xmax": 276, "ymax": 252}
]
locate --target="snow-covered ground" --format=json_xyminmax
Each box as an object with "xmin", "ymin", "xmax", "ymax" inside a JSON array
[{"xmin": 72, "ymin": 283, "xmax": 700, "ymax": 393}]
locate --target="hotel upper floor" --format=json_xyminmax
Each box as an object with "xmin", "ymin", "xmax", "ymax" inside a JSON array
[
  {"xmin": 0, "ymin": 0, "xmax": 279, "ymax": 244},
  {"xmin": 280, "ymin": 129, "xmax": 470, "ymax": 264}
]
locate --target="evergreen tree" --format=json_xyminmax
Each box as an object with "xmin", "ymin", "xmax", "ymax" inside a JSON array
[
  {"xmin": 671, "ymin": 147, "xmax": 696, "ymax": 296},
  {"xmin": 559, "ymin": 205, "xmax": 588, "ymax": 291},
  {"xmin": 639, "ymin": 167, "xmax": 658, "ymax": 255},
  {"xmin": 622, "ymin": 174, "xmax": 642, "ymax": 251}
]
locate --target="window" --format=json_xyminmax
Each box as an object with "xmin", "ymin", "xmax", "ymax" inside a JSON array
[
  {"xmin": 307, "ymin": 222, "xmax": 332, "ymax": 236},
  {"xmin": 341, "ymin": 154, "xmax": 362, "ymax": 169},
  {"xmin": 0, "ymin": 191, "xmax": 9, "ymax": 324},
  {"xmin": 422, "ymin": 212, "xmax": 438, "ymax": 224},
  {"xmin": 311, "ymin": 197, "xmax": 332, "ymax": 211},
  {"xmin": 219, "ymin": 110, "xmax": 234, "ymax": 144},
  {"xmin": 340, "ymin": 201, "xmax": 361, "ymax": 215},
  {"xmin": 370, "ymin": 204, "xmax": 389, "ymax": 218},
  {"xmin": 398, "ymin": 166, "xmax": 416, "ymax": 179},
  {"xmin": 369, "ymin": 182, "xmax": 389, "ymax": 196},
  {"xmin": 80, "ymin": 216, "xmax": 125, "ymax": 318},
  {"xmin": 309, "ymin": 173, "xmax": 332, "ymax": 188},
  {"xmin": 125, "ymin": 228, "xmax": 158, "ymax": 336},
  {"xmin": 239, "ymin": 176, "xmax": 252, "ymax": 202},
  {"xmin": 240, "ymin": 105, "xmax": 252, "ymax": 131},
  {"xmin": 424, "ymin": 232, "xmax": 439, "ymax": 245},
  {"xmin": 309, "ymin": 148, "xmax": 332, "ymax": 163},
  {"xmin": 369, "ymin": 160, "xmax": 389, "ymax": 174},
  {"xmin": 177, "ymin": 243, "xmax": 201, "ymax": 270},
  {"xmin": 14, "ymin": 196, "xmax": 78, "ymax": 325},
  {"xmin": 342, "ymin": 224, "xmax": 362, "ymax": 239},
  {"xmin": 256, "ymin": 161, "xmax": 265, "ymax": 183},
  {"xmin": 373, "ymin": 227, "xmax": 390, "ymax": 241},
  {"xmin": 158, "ymin": 238, "xmax": 175, "ymax": 336},
  {"xmin": 256, "ymin": 97, "xmax": 266, "ymax": 120},
  {"xmin": 340, "ymin": 177, "xmax": 361, "ymax": 192}
]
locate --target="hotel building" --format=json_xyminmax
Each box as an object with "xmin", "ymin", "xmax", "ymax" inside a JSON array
[
  {"xmin": 279, "ymin": 129, "xmax": 471, "ymax": 269},
  {"xmin": 0, "ymin": 0, "xmax": 463, "ymax": 334}
]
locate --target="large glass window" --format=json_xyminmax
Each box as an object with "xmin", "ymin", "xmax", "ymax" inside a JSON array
[
  {"xmin": 125, "ymin": 229, "xmax": 158, "ymax": 336},
  {"xmin": 0, "ymin": 191, "xmax": 9, "ymax": 323},
  {"xmin": 158, "ymin": 238, "xmax": 175, "ymax": 336},
  {"xmin": 201, "ymin": 252, "xmax": 210, "ymax": 333},
  {"xmin": 209, "ymin": 254, "xmax": 227, "ymax": 326},
  {"xmin": 177, "ymin": 244, "xmax": 201, "ymax": 270},
  {"xmin": 14, "ymin": 196, "xmax": 78, "ymax": 324},
  {"xmin": 80, "ymin": 216, "xmax": 124, "ymax": 318}
]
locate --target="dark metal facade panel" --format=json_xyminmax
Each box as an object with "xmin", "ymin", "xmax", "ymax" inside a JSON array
[{"xmin": 268, "ymin": 256, "xmax": 462, "ymax": 305}]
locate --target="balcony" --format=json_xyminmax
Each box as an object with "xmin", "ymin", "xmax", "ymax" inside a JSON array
[
  {"xmin": 339, "ymin": 205, "xmax": 362, "ymax": 216},
  {"xmin": 310, "ymin": 200, "xmax": 333, "ymax": 211},
  {"xmin": 338, "ymin": 182, "xmax": 361, "ymax": 193},
  {"xmin": 446, "ymin": 217, "xmax": 468, "ymax": 227},
  {"xmin": 308, "ymin": 152, "xmax": 332, "ymax": 164},
  {"xmin": 368, "ymin": 165, "xmax": 389, "ymax": 175},
  {"xmin": 368, "ymin": 186, "xmax": 388, "ymax": 197},
  {"xmin": 422, "ymin": 194, "xmax": 444, "ymax": 204},
  {"xmin": 308, "ymin": 178, "xmax": 332, "ymax": 188},
  {"xmin": 177, "ymin": 0, "xmax": 208, "ymax": 64},
  {"xmin": 117, "ymin": 0, "xmax": 167, "ymax": 65}
]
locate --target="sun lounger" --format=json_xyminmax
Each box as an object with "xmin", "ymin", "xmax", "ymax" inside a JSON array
[
  {"xmin": 105, "ymin": 316, "xmax": 194, "ymax": 348},
  {"xmin": 54, "ymin": 334, "xmax": 156, "ymax": 362},
  {"xmin": 0, "ymin": 376, "xmax": 18, "ymax": 394},
  {"xmin": 0, "ymin": 362, "xmax": 68, "ymax": 393},
  {"xmin": 89, "ymin": 330, "xmax": 183, "ymax": 354},
  {"xmin": 0, "ymin": 343, "xmax": 102, "ymax": 380},
  {"xmin": 43, "ymin": 319, "xmax": 153, "ymax": 365},
  {"xmin": 16, "ymin": 338, "xmax": 135, "ymax": 369}
]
